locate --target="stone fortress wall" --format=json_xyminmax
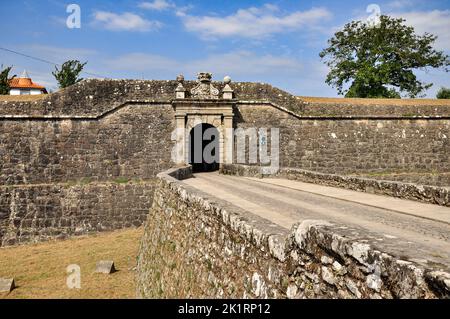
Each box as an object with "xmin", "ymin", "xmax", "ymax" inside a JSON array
[
  {"xmin": 1, "ymin": 78, "xmax": 449, "ymax": 246},
  {"xmin": 0, "ymin": 81, "xmax": 178, "ymax": 245},
  {"xmin": 237, "ymin": 104, "xmax": 450, "ymax": 176}
]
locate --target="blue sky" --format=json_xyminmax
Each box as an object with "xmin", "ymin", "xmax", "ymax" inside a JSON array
[{"xmin": 1, "ymin": 0, "xmax": 449, "ymax": 97}]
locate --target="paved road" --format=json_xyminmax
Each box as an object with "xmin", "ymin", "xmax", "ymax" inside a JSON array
[{"xmin": 183, "ymin": 172, "xmax": 450, "ymax": 267}]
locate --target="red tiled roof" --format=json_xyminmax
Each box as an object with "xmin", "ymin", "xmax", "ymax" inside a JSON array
[{"xmin": 9, "ymin": 77, "xmax": 47, "ymax": 90}]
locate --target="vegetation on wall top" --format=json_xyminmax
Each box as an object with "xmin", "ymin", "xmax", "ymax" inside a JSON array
[{"xmin": 52, "ymin": 60, "xmax": 87, "ymax": 89}]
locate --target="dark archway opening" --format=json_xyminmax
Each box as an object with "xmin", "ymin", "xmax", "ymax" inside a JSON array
[{"xmin": 189, "ymin": 123, "xmax": 220, "ymax": 172}]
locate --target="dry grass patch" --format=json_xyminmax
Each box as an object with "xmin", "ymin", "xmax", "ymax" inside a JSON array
[
  {"xmin": 0, "ymin": 95, "xmax": 48, "ymax": 102},
  {"xmin": 0, "ymin": 227, "xmax": 143, "ymax": 299},
  {"xmin": 298, "ymin": 96, "xmax": 450, "ymax": 106}
]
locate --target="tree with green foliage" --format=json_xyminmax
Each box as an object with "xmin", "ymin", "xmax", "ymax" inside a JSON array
[
  {"xmin": 319, "ymin": 15, "xmax": 449, "ymax": 98},
  {"xmin": 52, "ymin": 60, "xmax": 87, "ymax": 89},
  {"xmin": 0, "ymin": 66, "xmax": 16, "ymax": 95},
  {"xmin": 436, "ymin": 87, "xmax": 450, "ymax": 99}
]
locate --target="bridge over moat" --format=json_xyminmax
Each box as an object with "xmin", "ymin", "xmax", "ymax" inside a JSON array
[{"xmin": 184, "ymin": 172, "xmax": 450, "ymax": 266}]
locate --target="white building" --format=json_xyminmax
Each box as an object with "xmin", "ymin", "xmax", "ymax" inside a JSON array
[{"xmin": 9, "ymin": 71, "xmax": 47, "ymax": 95}]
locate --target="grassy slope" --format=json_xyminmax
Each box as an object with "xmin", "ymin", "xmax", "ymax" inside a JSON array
[
  {"xmin": 0, "ymin": 95, "xmax": 47, "ymax": 102},
  {"xmin": 0, "ymin": 228, "xmax": 143, "ymax": 299},
  {"xmin": 299, "ymin": 96, "xmax": 450, "ymax": 106}
]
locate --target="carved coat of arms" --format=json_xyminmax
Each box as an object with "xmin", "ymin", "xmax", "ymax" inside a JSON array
[{"xmin": 191, "ymin": 72, "xmax": 219, "ymax": 99}]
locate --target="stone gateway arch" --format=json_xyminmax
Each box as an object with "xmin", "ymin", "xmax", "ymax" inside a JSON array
[
  {"xmin": 172, "ymin": 73, "xmax": 235, "ymax": 169},
  {"xmin": 189, "ymin": 123, "xmax": 220, "ymax": 172}
]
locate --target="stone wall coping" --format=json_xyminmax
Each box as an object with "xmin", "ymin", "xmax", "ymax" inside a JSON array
[
  {"xmin": 299, "ymin": 96, "xmax": 450, "ymax": 107},
  {"xmin": 0, "ymin": 100, "xmax": 172, "ymax": 120},
  {"xmin": 157, "ymin": 166, "xmax": 450, "ymax": 297},
  {"xmin": 238, "ymin": 100, "xmax": 450, "ymax": 120},
  {"xmin": 2, "ymin": 98, "xmax": 449, "ymax": 121}
]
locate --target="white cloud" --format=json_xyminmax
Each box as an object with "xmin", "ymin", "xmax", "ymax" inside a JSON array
[
  {"xmin": 139, "ymin": 0, "xmax": 174, "ymax": 11},
  {"xmin": 190, "ymin": 51, "xmax": 303, "ymax": 76},
  {"xmin": 182, "ymin": 5, "xmax": 333, "ymax": 39},
  {"xmin": 339, "ymin": 7, "xmax": 450, "ymax": 51},
  {"xmin": 385, "ymin": 0, "xmax": 416, "ymax": 10},
  {"xmin": 391, "ymin": 10, "xmax": 450, "ymax": 51},
  {"xmin": 391, "ymin": 9, "xmax": 450, "ymax": 93},
  {"xmin": 104, "ymin": 53, "xmax": 178, "ymax": 71},
  {"xmin": 93, "ymin": 11, "xmax": 162, "ymax": 32},
  {"xmin": 174, "ymin": 5, "xmax": 193, "ymax": 18},
  {"xmin": 101, "ymin": 51, "xmax": 341, "ymax": 96},
  {"xmin": 24, "ymin": 45, "xmax": 97, "ymax": 61},
  {"xmin": 103, "ymin": 50, "xmax": 303, "ymax": 77},
  {"xmin": 293, "ymin": 60, "xmax": 335, "ymax": 97},
  {"xmin": 102, "ymin": 50, "xmax": 316, "ymax": 95}
]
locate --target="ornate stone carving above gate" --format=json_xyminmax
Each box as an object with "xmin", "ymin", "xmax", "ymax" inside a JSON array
[{"xmin": 190, "ymin": 72, "xmax": 220, "ymax": 99}]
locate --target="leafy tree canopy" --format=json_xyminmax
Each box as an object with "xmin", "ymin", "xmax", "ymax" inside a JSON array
[
  {"xmin": 319, "ymin": 15, "xmax": 449, "ymax": 98},
  {"xmin": 436, "ymin": 87, "xmax": 450, "ymax": 99},
  {"xmin": 0, "ymin": 66, "xmax": 16, "ymax": 95},
  {"xmin": 52, "ymin": 60, "xmax": 87, "ymax": 89}
]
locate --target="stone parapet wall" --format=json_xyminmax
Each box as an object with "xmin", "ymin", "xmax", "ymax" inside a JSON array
[
  {"xmin": 235, "ymin": 104, "xmax": 450, "ymax": 175},
  {"xmin": 0, "ymin": 180, "xmax": 155, "ymax": 246},
  {"xmin": 136, "ymin": 167, "xmax": 450, "ymax": 299},
  {"xmin": 299, "ymin": 96, "xmax": 450, "ymax": 118},
  {"xmin": 221, "ymin": 164, "xmax": 450, "ymax": 207},
  {"xmin": 1, "ymin": 80, "xmax": 448, "ymax": 184},
  {"xmin": 0, "ymin": 101, "xmax": 175, "ymax": 246},
  {"xmin": 0, "ymin": 104, "xmax": 175, "ymax": 186},
  {"xmin": 0, "ymin": 79, "xmax": 306, "ymax": 117},
  {"xmin": 352, "ymin": 172, "xmax": 450, "ymax": 188}
]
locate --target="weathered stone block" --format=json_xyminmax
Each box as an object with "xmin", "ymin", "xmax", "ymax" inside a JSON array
[
  {"xmin": 95, "ymin": 260, "xmax": 116, "ymax": 274},
  {"xmin": 0, "ymin": 278, "xmax": 15, "ymax": 292}
]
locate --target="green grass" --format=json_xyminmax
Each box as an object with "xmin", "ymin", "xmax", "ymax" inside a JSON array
[
  {"xmin": 79, "ymin": 177, "xmax": 92, "ymax": 185},
  {"xmin": 114, "ymin": 177, "xmax": 130, "ymax": 184}
]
